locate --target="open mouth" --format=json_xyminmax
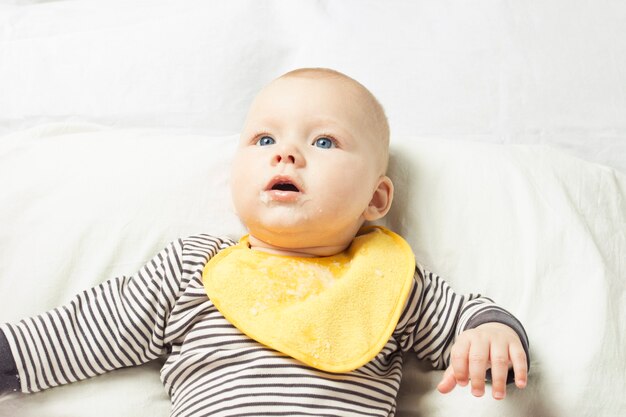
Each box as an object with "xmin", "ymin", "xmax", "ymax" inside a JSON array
[
  {"xmin": 262, "ymin": 176, "xmax": 304, "ymax": 203},
  {"xmin": 266, "ymin": 176, "xmax": 303, "ymax": 193},
  {"xmin": 271, "ymin": 182, "xmax": 300, "ymax": 192}
]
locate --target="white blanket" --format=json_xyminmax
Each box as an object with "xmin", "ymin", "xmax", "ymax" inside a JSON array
[{"xmin": 0, "ymin": 124, "xmax": 624, "ymax": 416}]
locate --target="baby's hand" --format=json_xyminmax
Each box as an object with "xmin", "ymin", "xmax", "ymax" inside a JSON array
[{"xmin": 437, "ymin": 322, "xmax": 527, "ymax": 400}]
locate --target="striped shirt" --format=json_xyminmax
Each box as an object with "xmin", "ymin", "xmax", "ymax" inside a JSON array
[{"xmin": 1, "ymin": 234, "xmax": 528, "ymax": 417}]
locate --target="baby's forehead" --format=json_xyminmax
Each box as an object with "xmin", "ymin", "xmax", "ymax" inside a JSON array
[
  {"xmin": 279, "ymin": 73, "xmax": 388, "ymax": 135},
  {"xmin": 257, "ymin": 75, "xmax": 383, "ymax": 126},
  {"xmin": 249, "ymin": 78, "xmax": 362, "ymax": 128},
  {"xmin": 261, "ymin": 74, "xmax": 362, "ymax": 101}
]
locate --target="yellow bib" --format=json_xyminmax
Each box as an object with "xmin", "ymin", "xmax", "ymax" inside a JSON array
[{"xmin": 202, "ymin": 226, "xmax": 415, "ymax": 373}]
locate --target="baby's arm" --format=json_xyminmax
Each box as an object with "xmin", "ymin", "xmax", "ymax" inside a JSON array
[
  {"xmin": 397, "ymin": 264, "xmax": 529, "ymax": 400},
  {"xmin": 0, "ymin": 240, "xmax": 184, "ymax": 394}
]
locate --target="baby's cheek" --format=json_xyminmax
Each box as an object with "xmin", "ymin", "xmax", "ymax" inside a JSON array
[{"xmin": 322, "ymin": 189, "xmax": 367, "ymax": 219}]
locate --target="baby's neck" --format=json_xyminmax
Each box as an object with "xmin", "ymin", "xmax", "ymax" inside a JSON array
[{"xmin": 247, "ymin": 234, "xmax": 350, "ymax": 258}]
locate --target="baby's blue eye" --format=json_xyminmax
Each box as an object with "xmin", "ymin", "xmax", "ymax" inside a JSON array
[
  {"xmin": 313, "ymin": 137, "xmax": 335, "ymax": 149},
  {"xmin": 256, "ymin": 136, "xmax": 275, "ymax": 146}
]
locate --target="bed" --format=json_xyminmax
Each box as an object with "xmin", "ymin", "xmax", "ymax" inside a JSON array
[{"xmin": 0, "ymin": 1, "xmax": 624, "ymax": 416}]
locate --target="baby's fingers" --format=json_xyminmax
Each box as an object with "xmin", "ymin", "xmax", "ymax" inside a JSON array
[
  {"xmin": 489, "ymin": 343, "xmax": 510, "ymax": 400},
  {"xmin": 510, "ymin": 342, "xmax": 528, "ymax": 389},
  {"xmin": 437, "ymin": 366, "xmax": 457, "ymax": 394},
  {"xmin": 449, "ymin": 336, "xmax": 470, "ymax": 387},
  {"xmin": 468, "ymin": 338, "xmax": 490, "ymax": 397}
]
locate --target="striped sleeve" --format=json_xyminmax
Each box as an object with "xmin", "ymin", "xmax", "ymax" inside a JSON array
[
  {"xmin": 396, "ymin": 263, "xmax": 530, "ymax": 371},
  {"xmin": 0, "ymin": 239, "xmax": 185, "ymax": 393}
]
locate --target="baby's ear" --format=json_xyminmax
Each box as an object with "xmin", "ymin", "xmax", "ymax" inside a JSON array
[{"xmin": 363, "ymin": 176, "xmax": 394, "ymax": 221}]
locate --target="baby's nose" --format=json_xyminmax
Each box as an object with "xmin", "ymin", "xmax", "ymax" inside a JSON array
[
  {"xmin": 272, "ymin": 145, "xmax": 305, "ymax": 167},
  {"xmin": 274, "ymin": 154, "xmax": 296, "ymax": 164}
]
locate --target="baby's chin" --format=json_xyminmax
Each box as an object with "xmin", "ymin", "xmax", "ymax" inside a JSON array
[{"xmin": 245, "ymin": 211, "xmax": 314, "ymax": 233}]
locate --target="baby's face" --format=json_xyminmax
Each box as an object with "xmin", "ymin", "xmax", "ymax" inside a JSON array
[{"xmin": 230, "ymin": 75, "xmax": 391, "ymax": 253}]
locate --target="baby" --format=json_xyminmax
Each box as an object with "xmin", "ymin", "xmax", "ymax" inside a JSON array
[{"xmin": 0, "ymin": 68, "xmax": 529, "ymax": 417}]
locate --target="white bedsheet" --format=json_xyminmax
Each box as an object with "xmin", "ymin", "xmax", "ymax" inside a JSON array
[
  {"xmin": 1, "ymin": 0, "xmax": 625, "ymax": 173},
  {"xmin": 0, "ymin": 124, "xmax": 624, "ymax": 416},
  {"xmin": 1, "ymin": 1, "xmax": 625, "ymax": 416}
]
